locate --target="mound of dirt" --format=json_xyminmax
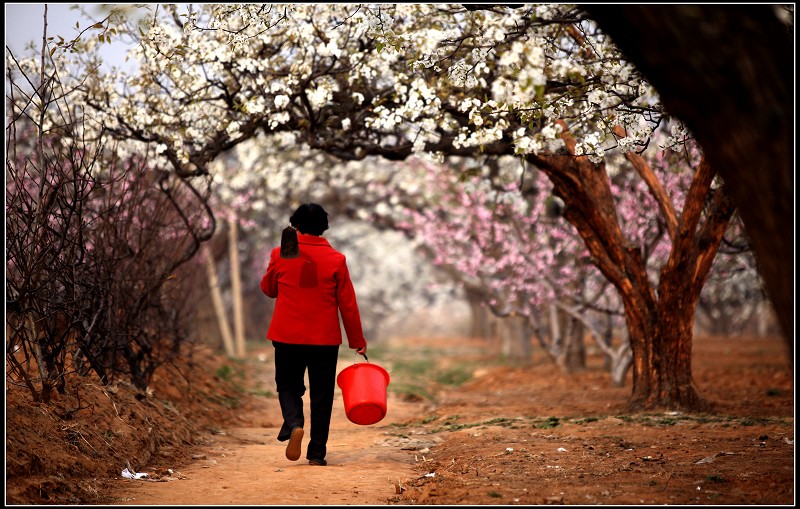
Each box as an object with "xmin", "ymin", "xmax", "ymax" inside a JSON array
[{"xmin": 5, "ymin": 345, "xmax": 258, "ymax": 505}]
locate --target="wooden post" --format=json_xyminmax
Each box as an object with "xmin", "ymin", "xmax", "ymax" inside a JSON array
[
  {"xmin": 229, "ymin": 218, "xmax": 246, "ymax": 358},
  {"xmin": 203, "ymin": 245, "xmax": 235, "ymax": 357}
]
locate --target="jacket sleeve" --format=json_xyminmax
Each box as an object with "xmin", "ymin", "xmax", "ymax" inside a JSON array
[
  {"xmin": 335, "ymin": 257, "xmax": 367, "ymax": 349},
  {"xmin": 260, "ymin": 249, "xmax": 280, "ymax": 298}
]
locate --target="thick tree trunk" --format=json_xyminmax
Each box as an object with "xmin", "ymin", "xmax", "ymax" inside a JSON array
[
  {"xmin": 625, "ymin": 306, "xmax": 706, "ymax": 412},
  {"xmin": 628, "ymin": 160, "xmax": 735, "ymax": 411}
]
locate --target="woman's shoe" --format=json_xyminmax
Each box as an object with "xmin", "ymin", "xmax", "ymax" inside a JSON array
[
  {"xmin": 308, "ymin": 458, "xmax": 327, "ymax": 466},
  {"xmin": 285, "ymin": 427, "xmax": 304, "ymax": 461}
]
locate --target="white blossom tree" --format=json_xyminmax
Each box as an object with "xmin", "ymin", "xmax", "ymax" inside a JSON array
[{"xmin": 18, "ymin": 3, "xmax": 764, "ymax": 410}]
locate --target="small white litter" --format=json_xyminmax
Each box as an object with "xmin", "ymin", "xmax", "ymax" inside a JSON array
[{"xmin": 121, "ymin": 467, "xmax": 149, "ymax": 480}]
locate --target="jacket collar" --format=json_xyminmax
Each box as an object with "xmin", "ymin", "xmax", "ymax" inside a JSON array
[{"xmin": 297, "ymin": 232, "xmax": 330, "ymax": 246}]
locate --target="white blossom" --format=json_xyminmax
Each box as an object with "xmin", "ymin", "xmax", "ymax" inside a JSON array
[{"xmin": 274, "ymin": 95, "xmax": 290, "ymax": 109}]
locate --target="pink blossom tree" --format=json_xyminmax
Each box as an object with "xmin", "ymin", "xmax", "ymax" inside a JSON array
[{"xmin": 397, "ymin": 131, "xmax": 754, "ymax": 396}]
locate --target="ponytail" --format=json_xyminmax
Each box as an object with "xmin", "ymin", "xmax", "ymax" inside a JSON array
[{"xmin": 280, "ymin": 225, "xmax": 299, "ymax": 259}]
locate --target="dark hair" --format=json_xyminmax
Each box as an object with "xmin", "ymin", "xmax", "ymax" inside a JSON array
[{"xmin": 290, "ymin": 203, "xmax": 329, "ymax": 236}]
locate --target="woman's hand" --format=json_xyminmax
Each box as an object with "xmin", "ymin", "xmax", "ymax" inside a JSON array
[{"xmin": 356, "ymin": 346, "xmax": 367, "ymax": 356}]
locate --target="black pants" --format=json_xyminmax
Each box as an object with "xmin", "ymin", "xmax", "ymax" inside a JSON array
[{"xmin": 272, "ymin": 341, "xmax": 339, "ymax": 461}]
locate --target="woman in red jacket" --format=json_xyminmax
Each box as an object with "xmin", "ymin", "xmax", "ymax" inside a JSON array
[{"xmin": 260, "ymin": 203, "xmax": 367, "ymax": 466}]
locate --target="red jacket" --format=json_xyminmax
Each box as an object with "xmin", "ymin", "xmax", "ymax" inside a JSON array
[{"xmin": 260, "ymin": 233, "xmax": 366, "ymax": 349}]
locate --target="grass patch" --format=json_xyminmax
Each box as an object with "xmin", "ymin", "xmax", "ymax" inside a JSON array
[
  {"xmin": 431, "ymin": 416, "xmax": 525, "ymax": 433},
  {"xmin": 386, "ymin": 414, "xmax": 440, "ymax": 430},
  {"xmin": 388, "ymin": 382, "xmax": 435, "ymax": 402},
  {"xmin": 391, "ymin": 357, "xmax": 437, "ymax": 378},
  {"xmin": 434, "ymin": 365, "xmax": 473, "ymax": 386},
  {"xmin": 432, "ymin": 421, "xmax": 482, "ymax": 432},
  {"xmin": 247, "ymin": 388, "xmax": 275, "ymax": 398},
  {"xmin": 215, "ymin": 363, "xmax": 245, "ymax": 383},
  {"xmin": 215, "ymin": 364, "xmax": 234, "ymax": 381},
  {"xmin": 204, "ymin": 393, "xmax": 241, "ymax": 409},
  {"xmin": 483, "ymin": 416, "xmax": 521, "ymax": 427},
  {"xmin": 535, "ymin": 416, "xmax": 561, "ymax": 429}
]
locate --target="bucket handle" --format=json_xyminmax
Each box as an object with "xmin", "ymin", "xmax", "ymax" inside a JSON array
[{"xmin": 353, "ymin": 351, "xmax": 369, "ymax": 363}]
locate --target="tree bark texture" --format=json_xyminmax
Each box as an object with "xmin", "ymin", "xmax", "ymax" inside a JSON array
[{"xmin": 582, "ymin": 4, "xmax": 794, "ymax": 356}]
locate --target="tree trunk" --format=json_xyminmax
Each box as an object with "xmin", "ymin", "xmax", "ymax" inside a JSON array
[
  {"xmin": 609, "ymin": 346, "xmax": 632, "ymax": 388},
  {"xmin": 563, "ymin": 318, "xmax": 586, "ymax": 373},
  {"xmin": 756, "ymin": 300, "xmax": 774, "ymax": 338},
  {"xmin": 529, "ymin": 134, "xmax": 735, "ymax": 411},
  {"xmin": 203, "ymin": 245, "xmax": 236, "ymax": 357},
  {"xmin": 625, "ymin": 306, "xmax": 705, "ymax": 412},
  {"xmin": 555, "ymin": 301, "xmax": 631, "ymax": 385},
  {"xmin": 543, "ymin": 303, "xmax": 571, "ymax": 373},
  {"xmin": 626, "ymin": 157, "xmax": 734, "ymax": 411},
  {"xmin": 497, "ymin": 313, "xmax": 533, "ymax": 366},
  {"xmin": 464, "ymin": 286, "xmax": 493, "ymax": 339},
  {"xmin": 228, "ymin": 218, "xmax": 246, "ymax": 358},
  {"xmin": 599, "ymin": 312, "xmax": 614, "ymax": 371}
]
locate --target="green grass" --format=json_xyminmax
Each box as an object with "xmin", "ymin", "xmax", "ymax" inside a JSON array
[
  {"xmin": 215, "ymin": 364, "xmax": 234, "ymax": 380},
  {"xmin": 247, "ymin": 388, "xmax": 275, "ymax": 398},
  {"xmin": 388, "ymin": 382, "xmax": 436, "ymax": 402},
  {"xmin": 345, "ymin": 338, "xmax": 513, "ymax": 404},
  {"xmin": 202, "ymin": 391, "xmax": 241, "ymax": 409},
  {"xmin": 434, "ymin": 365, "xmax": 473, "ymax": 386},
  {"xmin": 535, "ymin": 416, "xmax": 561, "ymax": 429},
  {"xmin": 215, "ymin": 363, "xmax": 245, "ymax": 382}
]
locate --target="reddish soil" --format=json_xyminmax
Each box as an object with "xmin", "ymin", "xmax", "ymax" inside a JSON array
[{"xmin": 5, "ymin": 334, "xmax": 794, "ymax": 505}]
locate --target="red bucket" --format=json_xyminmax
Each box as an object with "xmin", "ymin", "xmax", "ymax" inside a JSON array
[{"xmin": 336, "ymin": 362, "xmax": 390, "ymax": 425}]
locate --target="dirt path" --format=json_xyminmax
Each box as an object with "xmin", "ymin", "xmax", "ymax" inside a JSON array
[
  {"xmin": 98, "ymin": 335, "xmax": 793, "ymax": 506},
  {"xmin": 112, "ymin": 383, "xmax": 424, "ymax": 505}
]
